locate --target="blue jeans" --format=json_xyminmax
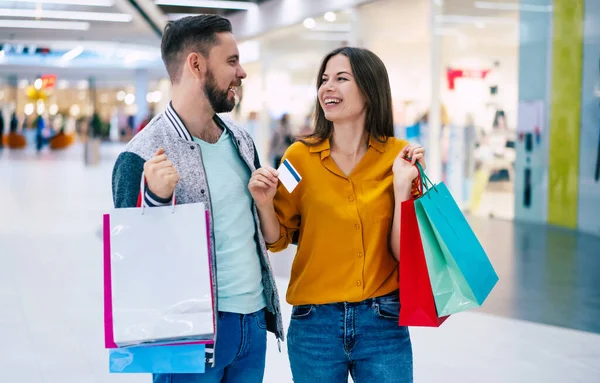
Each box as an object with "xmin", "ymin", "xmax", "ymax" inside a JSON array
[
  {"xmin": 153, "ymin": 309, "xmax": 267, "ymax": 383},
  {"xmin": 287, "ymin": 291, "xmax": 413, "ymax": 383}
]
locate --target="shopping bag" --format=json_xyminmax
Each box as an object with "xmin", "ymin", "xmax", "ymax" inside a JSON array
[
  {"xmin": 109, "ymin": 343, "xmax": 206, "ymax": 373},
  {"xmin": 103, "ymin": 179, "xmax": 215, "ymax": 348},
  {"xmin": 415, "ymin": 164, "xmax": 498, "ymax": 316},
  {"xmin": 414, "ymin": 199, "xmax": 478, "ymax": 316},
  {"xmin": 399, "ymin": 198, "xmax": 449, "ymax": 327}
]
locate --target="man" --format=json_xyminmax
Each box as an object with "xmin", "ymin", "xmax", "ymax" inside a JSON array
[{"xmin": 111, "ymin": 15, "xmax": 284, "ymax": 382}]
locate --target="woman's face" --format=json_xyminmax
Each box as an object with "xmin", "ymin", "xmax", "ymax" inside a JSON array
[{"xmin": 317, "ymin": 54, "xmax": 366, "ymax": 124}]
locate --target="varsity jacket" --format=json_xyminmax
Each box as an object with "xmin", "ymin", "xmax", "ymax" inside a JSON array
[{"xmin": 111, "ymin": 102, "xmax": 285, "ymax": 365}]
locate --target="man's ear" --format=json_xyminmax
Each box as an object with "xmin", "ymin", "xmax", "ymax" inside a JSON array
[{"xmin": 186, "ymin": 52, "xmax": 207, "ymax": 81}]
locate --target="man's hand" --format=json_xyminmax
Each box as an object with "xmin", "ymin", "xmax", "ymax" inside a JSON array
[
  {"xmin": 248, "ymin": 167, "xmax": 279, "ymax": 208},
  {"xmin": 143, "ymin": 148, "xmax": 180, "ymax": 199}
]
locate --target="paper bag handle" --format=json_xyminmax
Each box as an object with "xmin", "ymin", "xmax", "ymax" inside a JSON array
[{"xmin": 416, "ymin": 162, "xmax": 436, "ymax": 194}]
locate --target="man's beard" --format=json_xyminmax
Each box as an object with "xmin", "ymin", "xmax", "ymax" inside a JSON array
[{"xmin": 204, "ymin": 70, "xmax": 236, "ymax": 113}]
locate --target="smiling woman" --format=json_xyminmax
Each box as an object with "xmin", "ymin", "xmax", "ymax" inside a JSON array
[{"xmin": 249, "ymin": 46, "xmax": 425, "ymax": 383}]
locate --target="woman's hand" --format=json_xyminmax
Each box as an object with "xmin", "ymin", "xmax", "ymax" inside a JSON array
[
  {"xmin": 248, "ymin": 167, "xmax": 279, "ymax": 208},
  {"xmin": 392, "ymin": 144, "xmax": 426, "ymax": 193}
]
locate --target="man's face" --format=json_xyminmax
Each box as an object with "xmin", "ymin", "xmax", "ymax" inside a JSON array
[{"xmin": 204, "ymin": 32, "xmax": 247, "ymax": 113}]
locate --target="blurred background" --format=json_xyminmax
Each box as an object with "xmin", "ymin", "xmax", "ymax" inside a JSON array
[{"xmin": 0, "ymin": 0, "xmax": 599, "ymax": 382}]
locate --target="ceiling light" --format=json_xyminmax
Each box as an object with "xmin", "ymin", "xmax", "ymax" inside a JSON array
[
  {"xmin": 49, "ymin": 104, "xmax": 59, "ymax": 116},
  {"xmin": 147, "ymin": 91, "xmax": 162, "ymax": 103},
  {"xmin": 0, "ymin": 20, "xmax": 90, "ymax": 31},
  {"xmin": 70, "ymin": 104, "xmax": 80, "ymax": 117},
  {"xmin": 125, "ymin": 93, "xmax": 135, "ymax": 105},
  {"xmin": 324, "ymin": 12, "xmax": 336, "ymax": 22},
  {"xmin": 25, "ymin": 104, "xmax": 34, "ymax": 116},
  {"xmin": 61, "ymin": 46, "xmax": 84, "ymax": 62},
  {"xmin": 0, "ymin": 9, "xmax": 132, "ymax": 22},
  {"xmin": 0, "ymin": 0, "xmax": 114, "ymax": 6},
  {"xmin": 303, "ymin": 18, "xmax": 316, "ymax": 29},
  {"xmin": 155, "ymin": 0, "xmax": 258, "ymax": 11}
]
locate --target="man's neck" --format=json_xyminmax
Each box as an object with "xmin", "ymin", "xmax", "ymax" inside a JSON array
[{"xmin": 171, "ymin": 89, "xmax": 220, "ymax": 141}]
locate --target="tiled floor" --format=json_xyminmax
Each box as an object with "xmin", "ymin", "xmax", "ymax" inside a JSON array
[{"xmin": 1, "ymin": 143, "xmax": 599, "ymax": 382}]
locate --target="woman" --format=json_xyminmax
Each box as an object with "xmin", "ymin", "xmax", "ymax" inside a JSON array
[{"xmin": 248, "ymin": 47, "xmax": 425, "ymax": 382}]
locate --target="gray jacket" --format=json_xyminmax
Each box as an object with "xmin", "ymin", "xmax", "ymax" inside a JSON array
[{"xmin": 111, "ymin": 102, "xmax": 284, "ymax": 365}]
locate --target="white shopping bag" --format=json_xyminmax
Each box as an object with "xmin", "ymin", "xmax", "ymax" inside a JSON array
[{"xmin": 103, "ymin": 177, "xmax": 214, "ymax": 348}]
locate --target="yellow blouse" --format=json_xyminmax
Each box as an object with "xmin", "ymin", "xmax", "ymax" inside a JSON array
[{"xmin": 267, "ymin": 136, "xmax": 413, "ymax": 306}]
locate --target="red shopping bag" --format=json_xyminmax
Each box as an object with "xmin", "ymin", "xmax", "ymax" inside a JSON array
[{"xmin": 399, "ymin": 199, "xmax": 449, "ymax": 327}]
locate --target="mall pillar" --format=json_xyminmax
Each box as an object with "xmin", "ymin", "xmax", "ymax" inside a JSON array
[
  {"xmin": 427, "ymin": 0, "xmax": 442, "ymax": 182},
  {"xmin": 134, "ymin": 68, "xmax": 149, "ymax": 129},
  {"xmin": 547, "ymin": 0, "xmax": 584, "ymax": 229},
  {"xmin": 577, "ymin": 0, "xmax": 600, "ymax": 236},
  {"xmin": 514, "ymin": 0, "xmax": 553, "ymax": 224}
]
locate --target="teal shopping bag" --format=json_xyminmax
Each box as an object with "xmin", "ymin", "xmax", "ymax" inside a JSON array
[
  {"xmin": 415, "ymin": 164, "xmax": 498, "ymax": 316},
  {"xmin": 414, "ymin": 199, "xmax": 479, "ymax": 316}
]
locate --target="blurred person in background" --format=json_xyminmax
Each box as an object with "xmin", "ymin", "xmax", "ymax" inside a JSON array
[
  {"xmin": 269, "ymin": 113, "xmax": 295, "ymax": 168},
  {"xmin": 0, "ymin": 109, "xmax": 5, "ymax": 149},
  {"xmin": 245, "ymin": 111, "xmax": 260, "ymax": 141},
  {"xmin": 135, "ymin": 113, "xmax": 153, "ymax": 135},
  {"xmin": 249, "ymin": 47, "xmax": 424, "ymax": 383},
  {"xmin": 35, "ymin": 114, "xmax": 53, "ymax": 153},
  {"xmin": 111, "ymin": 14, "xmax": 284, "ymax": 383},
  {"xmin": 297, "ymin": 112, "xmax": 314, "ymax": 137}
]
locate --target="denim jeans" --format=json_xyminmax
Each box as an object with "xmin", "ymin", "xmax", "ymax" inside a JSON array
[
  {"xmin": 153, "ymin": 309, "xmax": 267, "ymax": 383},
  {"xmin": 287, "ymin": 291, "xmax": 413, "ymax": 383}
]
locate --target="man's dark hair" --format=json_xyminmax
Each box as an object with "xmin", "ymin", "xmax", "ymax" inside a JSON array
[{"xmin": 160, "ymin": 15, "xmax": 232, "ymax": 83}]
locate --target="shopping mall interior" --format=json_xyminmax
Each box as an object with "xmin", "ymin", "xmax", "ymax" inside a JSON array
[{"xmin": 0, "ymin": 0, "xmax": 599, "ymax": 382}]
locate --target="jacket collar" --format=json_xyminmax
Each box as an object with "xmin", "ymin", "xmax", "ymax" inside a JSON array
[
  {"xmin": 164, "ymin": 101, "xmax": 234, "ymax": 143},
  {"xmin": 164, "ymin": 101, "xmax": 193, "ymax": 142}
]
